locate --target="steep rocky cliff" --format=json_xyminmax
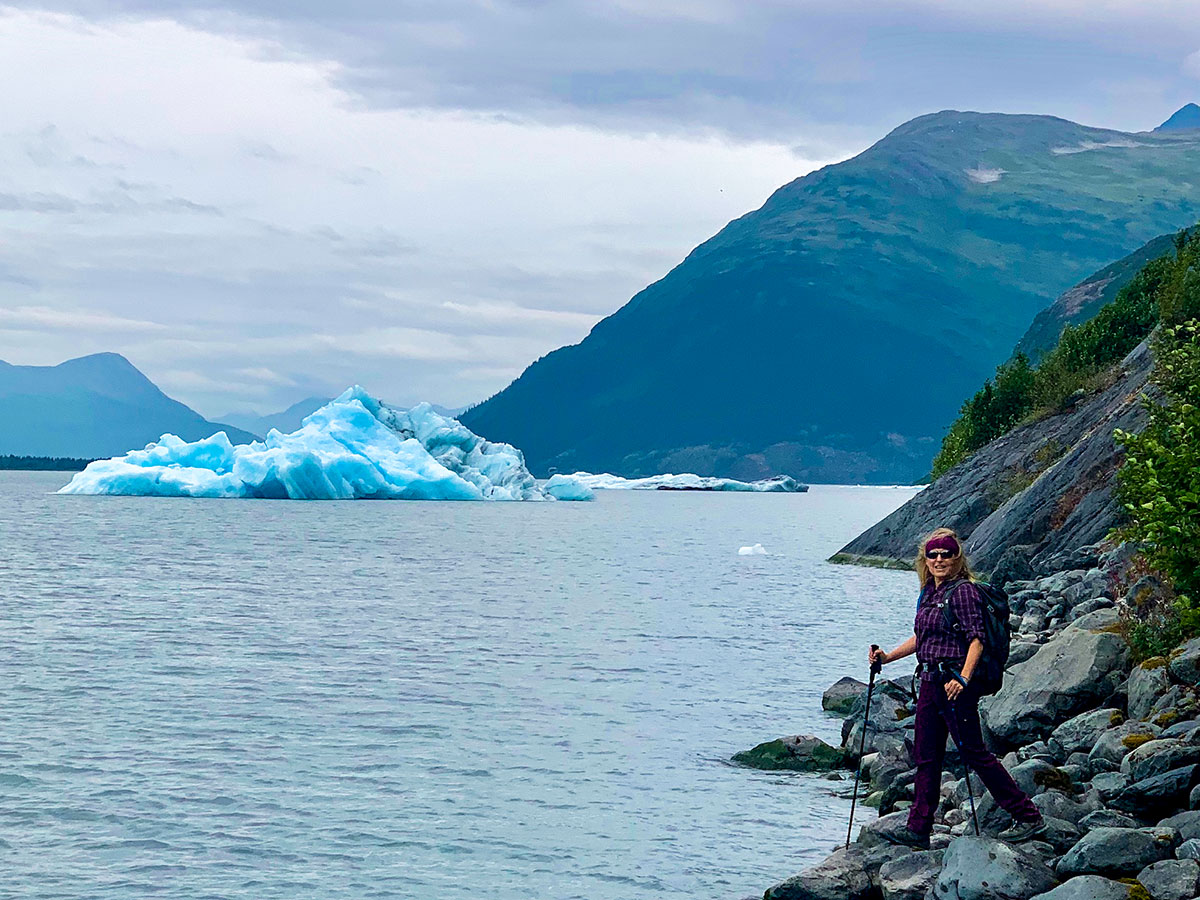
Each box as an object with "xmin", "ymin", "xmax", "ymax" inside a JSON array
[{"xmin": 831, "ymin": 340, "xmax": 1153, "ymax": 576}]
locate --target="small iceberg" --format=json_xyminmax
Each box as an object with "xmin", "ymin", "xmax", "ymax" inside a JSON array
[
  {"xmin": 564, "ymin": 472, "xmax": 807, "ymax": 492},
  {"xmin": 738, "ymin": 544, "xmax": 768, "ymax": 556},
  {"xmin": 58, "ymin": 386, "xmax": 593, "ymax": 501}
]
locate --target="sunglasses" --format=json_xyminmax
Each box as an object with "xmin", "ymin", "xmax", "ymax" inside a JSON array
[{"xmin": 925, "ymin": 549, "xmax": 959, "ymax": 560}]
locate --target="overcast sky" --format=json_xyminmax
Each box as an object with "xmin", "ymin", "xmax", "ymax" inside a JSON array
[{"xmin": 1, "ymin": 1, "xmax": 1199, "ymax": 417}]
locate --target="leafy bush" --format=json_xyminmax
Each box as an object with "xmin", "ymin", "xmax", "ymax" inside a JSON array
[
  {"xmin": 930, "ymin": 228, "xmax": 1191, "ymax": 477},
  {"xmin": 1114, "ymin": 318, "xmax": 1200, "ymax": 630}
]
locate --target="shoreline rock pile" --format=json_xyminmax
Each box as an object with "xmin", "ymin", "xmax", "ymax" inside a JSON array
[{"xmin": 734, "ymin": 541, "xmax": 1200, "ymax": 900}]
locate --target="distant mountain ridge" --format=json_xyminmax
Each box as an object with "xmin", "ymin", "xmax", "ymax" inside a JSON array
[
  {"xmin": 219, "ymin": 397, "xmax": 333, "ymax": 438},
  {"xmin": 1156, "ymin": 103, "xmax": 1200, "ymax": 132},
  {"xmin": 0, "ymin": 353, "xmax": 259, "ymax": 458},
  {"xmin": 463, "ymin": 107, "xmax": 1200, "ymax": 483}
]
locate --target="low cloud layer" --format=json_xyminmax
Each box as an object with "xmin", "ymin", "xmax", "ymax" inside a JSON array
[{"xmin": 1, "ymin": 2, "xmax": 1198, "ymax": 417}]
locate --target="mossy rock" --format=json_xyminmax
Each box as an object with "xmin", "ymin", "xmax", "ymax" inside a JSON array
[
  {"xmin": 1110, "ymin": 711, "xmax": 1126, "ymax": 726},
  {"xmin": 1033, "ymin": 767, "xmax": 1074, "ymax": 792},
  {"xmin": 1140, "ymin": 656, "xmax": 1169, "ymax": 670},
  {"xmin": 1153, "ymin": 710, "xmax": 1181, "ymax": 727},
  {"xmin": 731, "ymin": 735, "xmax": 847, "ymax": 772},
  {"xmin": 1121, "ymin": 732, "xmax": 1156, "ymax": 750},
  {"xmin": 1126, "ymin": 884, "xmax": 1152, "ymax": 900}
]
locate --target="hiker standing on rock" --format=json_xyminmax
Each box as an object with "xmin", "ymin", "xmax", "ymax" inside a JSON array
[{"xmin": 868, "ymin": 528, "xmax": 1045, "ymax": 848}]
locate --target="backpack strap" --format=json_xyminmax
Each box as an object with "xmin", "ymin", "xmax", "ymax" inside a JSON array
[{"xmin": 939, "ymin": 580, "xmax": 974, "ymax": 633}]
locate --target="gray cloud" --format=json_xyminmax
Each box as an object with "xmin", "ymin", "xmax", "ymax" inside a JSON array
[{"xmin": 11, "ymin": 0, "xmax": 1200, "ymax": 149}]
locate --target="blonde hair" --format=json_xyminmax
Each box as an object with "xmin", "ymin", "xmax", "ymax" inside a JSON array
[{"xmin": 915, "ymin": 527, "xmax": 976, "ymax": 589}]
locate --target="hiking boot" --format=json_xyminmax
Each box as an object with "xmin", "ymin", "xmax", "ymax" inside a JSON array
[
  {"xmin": 881, "ymin": 826, "xmax": 931, "ymax": 850},
  {"xmin": 997, "ymin": 818, "xmax": 1046, "ymax": 842}
]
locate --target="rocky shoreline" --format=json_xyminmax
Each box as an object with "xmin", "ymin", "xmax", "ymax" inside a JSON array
[{"xmin": 735, "ymin": 539, "xmax": 1200, "ymax": 900}]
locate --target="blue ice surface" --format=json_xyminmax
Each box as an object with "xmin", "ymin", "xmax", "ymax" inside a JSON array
[{"xmin": 58, "ymin": 386, "xmax": 593, "ymax": 501}]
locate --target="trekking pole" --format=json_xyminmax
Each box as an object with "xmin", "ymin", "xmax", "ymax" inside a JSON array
[{"xmin": 845, "ymin": 644, "xmax": 883, "ymax": 849}]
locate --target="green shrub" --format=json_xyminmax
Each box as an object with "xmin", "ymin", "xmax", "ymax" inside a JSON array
[{"xmin": 1115, "ymin": 318, "xmax": 1200, "ymax": 635}]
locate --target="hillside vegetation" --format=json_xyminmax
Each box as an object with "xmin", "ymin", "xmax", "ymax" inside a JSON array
[{"xmin": 929, "ymin": 230, "xmax": 1190, "ymax": 477}]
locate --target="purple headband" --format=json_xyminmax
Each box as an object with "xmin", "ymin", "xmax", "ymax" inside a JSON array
[{"xmin": 925, "ymin": 534, "xmax": 960, "ymax": 555}]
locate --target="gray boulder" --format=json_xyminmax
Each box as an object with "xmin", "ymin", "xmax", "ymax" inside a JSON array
[
  {"xmin": 1158, "ymin": 810, "xmax": 1200, "ymax": 842},
  {"xmin": 1089, "ymin": 722, "xmax": 1162, "ymax": 767},
  {"xmin": 1011, "ymin": 641, "xmax": 1041, "ymax": 666},
  {"xmin": 1091, "ymin": 772, "xmax": 1132, "ymax": 800},
  {"xmin": 1176, "ymin": 837, "xmax": 1200, "ymax": 859},
  {"xmin": 857, "ymin": 811, "xmax": 914, "ymax": 849},
  {"xmin": 1029, "ymin": 875, "xmax": 1135, "ymax": 900},
  {"xmin": 1034, "ymin": 790, "xmax": 1099, "ymax": 827},
  {"xmin": 981, "ymin": 624, "xmax": 1129, "ymax": 748},
  {"xmin": 1169, "ymin": 637, "xmax": 1200, "ymax": 686},
  {"xmin": 1051, "ymin": 709, "xmax": 1125, "ymax": 758},
  {"xmin": 1068, "ymin": 597, "xmax": 1115, "ymax": 622},
  {"xmin": 1056, "ymin": 827, "xmax": 1177, "ymax": 878},
  {"xmin": 1110, "ymin": 765, "xmax": 1200, "ymax": 818},
  {"xmin": 1130, "ymin": 663, "xmax": 1173, "ymax": 721},
  {"xmin": 1136, "ymin": 858, "xmax": 1200, "ymax": 900},
  {"xmin": 879, "ymin": 850, "xmax": 944, "ymax": 900},
  {"xmin": 933, "ymin": 836, "xmax": 1057, "ymax": 899},
  {"xmin": 1125, "ymin": 740, "xmax": 1200, "ymax": 783},
  {"xmin": 843, "ymin": 691, "xmax": 912, "ymax": 758},
  {"xmin": 765, "ymin": 844, "xmax": 903, "ymax": 900},
  {"xmin": 1040, "ymin": 815, "xmax": 1084, "ymax": 853},
  {"xmin": 1079, "ymin": 809, "xmax": 1140, "ymax": 831},
  {"xmin": 823, "ymin": 677, "xmax": 867, "ymax": 715}
]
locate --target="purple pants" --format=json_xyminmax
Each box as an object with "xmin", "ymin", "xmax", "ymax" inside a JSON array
[{"xmin": 907, "ymin": 671, "xmax": 1040, "ymax": 834}]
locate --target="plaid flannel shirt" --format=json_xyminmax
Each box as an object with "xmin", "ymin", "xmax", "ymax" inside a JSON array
[{"xmin": 914, "ymin": 577, "xmax": 986, "ymax": 665}]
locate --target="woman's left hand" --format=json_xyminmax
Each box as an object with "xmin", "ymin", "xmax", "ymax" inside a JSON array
[{"xmin": 944, "ymin": 678, "xmax": 966, "ymax": 701}]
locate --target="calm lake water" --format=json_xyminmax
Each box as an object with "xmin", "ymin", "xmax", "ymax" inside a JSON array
[{"xmin": 0, "ymin": 472, "xmax": 920, "ymax": 899}]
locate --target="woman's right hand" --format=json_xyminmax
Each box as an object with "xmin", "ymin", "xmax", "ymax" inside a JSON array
[{"xmin": 869, "ymin": 646, "xmax": 888, "ymax": 667}]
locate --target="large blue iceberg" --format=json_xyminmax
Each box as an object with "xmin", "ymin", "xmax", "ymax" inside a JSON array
[{"xmin": 59, "ymin": 387, "xmax": 593, "ymax": 501}]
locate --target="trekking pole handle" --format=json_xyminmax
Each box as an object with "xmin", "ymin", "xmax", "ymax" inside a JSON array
[{"xmin": 869, "ymin": 644, "xmax": 882, "ymax": 678}]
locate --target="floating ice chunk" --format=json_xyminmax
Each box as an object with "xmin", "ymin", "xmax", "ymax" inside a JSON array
[
  {"xmin": 542, "ymin": 474, "xmax": 596, "ymax": 501},
  {"xmin": 58, "ymin": 387, "xmax": 590, "ymax": 501},
  {"xmin": 738, "ymin": 544, "xmax": 768, "ymax": 556},
  {"xmin": 567, "ymin": 472, "xmax": 806, "ymax": 492}
]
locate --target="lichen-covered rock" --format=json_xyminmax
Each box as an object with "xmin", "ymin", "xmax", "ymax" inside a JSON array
[
  {"xmin": 933, "ymin": 836, "xmax": 1057, "ymax": 899},
  {"xmin": 1130, "ymin": 663, "xmax": 1174, "ymax": 721},
  {"xmin": 879, "ymin": 849, "xmax": 944, "ymax": 900},
  {"xmin": 731, "ymin": 734, "xmax": 846, "ymax": 772},
  {"xmin": 1029, "ymin": 875, "xmax": 1135, "ymax": 900},
  {"xmin": 1056, "ymin": 827, "xmax": 1178, "ymax": 878},
  {"xmin": 1089, "ymin": 722, "xmax": 1163, "ymax": 767},
  {"xmin": 1136, "ymin": 858, "xmax": 1200, "ymax": 900},
  {"xmin": 1110, "ymin": 765, "xmax": 1200, "ymax": 818},
  {"xmin": 981, "ymin": 625, "xmax": 1129, "ymax": 749},
  {"xmin": 823, "ymin": 677, "xmax": 868, "ymax": 715}
]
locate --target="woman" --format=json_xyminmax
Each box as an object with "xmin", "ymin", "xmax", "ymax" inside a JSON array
[{"xmin": 868, "ymin": 528, "xmax": 1044, "ymax": 848}]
